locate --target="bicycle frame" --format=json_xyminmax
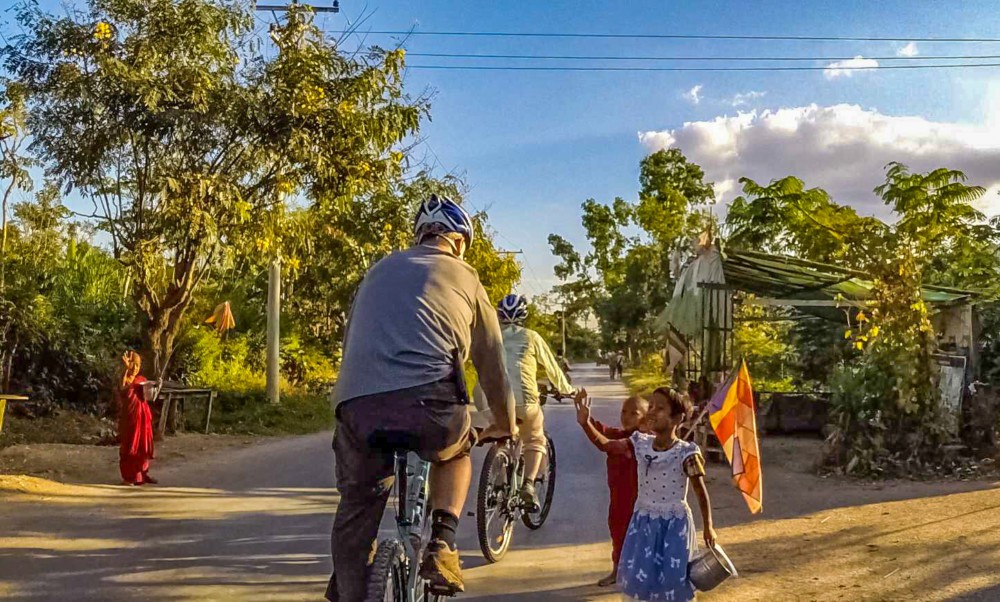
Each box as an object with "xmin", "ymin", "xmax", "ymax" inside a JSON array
[
  {"xmin": 497, "ymin": 438, "xmax": 527, "ymax": 518},
  {"xmin": 395, "ymin": 451, "xmax": 431, "ymax": 602}
]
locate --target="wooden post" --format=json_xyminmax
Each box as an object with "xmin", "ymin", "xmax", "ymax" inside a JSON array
[{"xmin": 205, "ymin": 390, "xmax": 215, "ymax": 434}]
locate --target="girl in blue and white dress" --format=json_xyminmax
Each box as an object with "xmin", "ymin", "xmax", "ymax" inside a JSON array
[{"xmin": 617, "ymin": 387, "xmax": 717, "ymax": 602}]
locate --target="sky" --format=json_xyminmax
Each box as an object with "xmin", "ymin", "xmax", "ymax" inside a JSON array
[{"xmin": 6, "ymin": 0, "xmax": 1000, "ymax": 298}]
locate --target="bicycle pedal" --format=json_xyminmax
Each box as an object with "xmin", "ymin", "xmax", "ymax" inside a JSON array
[{"xmin": 427, "ymin": 586, "xmax": 460, "ymax": 597}]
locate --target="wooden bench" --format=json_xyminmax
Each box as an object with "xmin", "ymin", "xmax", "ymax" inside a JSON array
[
  {"xmin": 154, "ymin": 386, "xmax": 216, "ymax": 436},
  {"xmin": 0, "ymin": 394, "xmax": 29, "ymax": 435}
]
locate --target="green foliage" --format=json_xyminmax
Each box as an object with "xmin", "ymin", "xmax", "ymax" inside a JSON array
[
  {"xmin": 6, "ymin": 0, "xmax": 423, "ymax": 377},
  {"xmin": 210, "ymin": 391, "xmax": 332, "ymax": 436},
  {"xmin": 278, "ymin": 172, "xmax": 520, "ymax": 348},
  {"xmin": 727, "ymin": 176, "xmax": 887, "ymax": 268},
  {"xmin": 523, "ymin": 297, "xmax": 599, "ymax": 361},
  {"xmin": 624, "ymin": 352, "xmax": 667, "ymax": 398},
  {"xmin": 636, "ymin": 148, "xmax": 715, "ymax": 248},
  {"xmin": 826, "ymin": 247, "xmax": 944, "ymax": 477},
  {"xmin": 732, "ymin": 301, "xmax": 796, "ymax": 392},
  {"xmin": 173, "ymin": 327, "xmax": 266, "ymax": 397},
  {"xmin": 0, "ymin": 187, "xmax": 135, "ymax": 408},
  {"xmin": 549, "ymin": 148, "xmax": 714, "ymax": 357}
]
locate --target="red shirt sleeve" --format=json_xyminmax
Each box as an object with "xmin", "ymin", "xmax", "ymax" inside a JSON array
[
  {"xmin": 591, "ymin": 419, "xmax": 631, "ymax": 440},
  {"xmin": 584, "ymin": 424, "xmax": 634, "ymax": 457}
]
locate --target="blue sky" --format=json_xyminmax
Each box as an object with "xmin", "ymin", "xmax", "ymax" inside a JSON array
[{"xmin": 7, "ymin": 1, "xmax": 1000, "ymax": 297}]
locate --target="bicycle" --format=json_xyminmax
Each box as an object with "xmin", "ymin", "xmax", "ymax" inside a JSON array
[
  {"xmin": 475, "ymin": 427, "xmax": 557, "ymax": 563},
  {"xmin": 365, "ymin": 452, "xmax": 450, "ymax": 602}
]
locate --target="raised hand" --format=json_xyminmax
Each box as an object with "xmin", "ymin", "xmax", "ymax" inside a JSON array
[{"xmin": 574, "ymin": 393, "xmax": 592, "ymax": 425}]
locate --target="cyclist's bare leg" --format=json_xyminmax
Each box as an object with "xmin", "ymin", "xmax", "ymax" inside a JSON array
[
  {"xmin": 523, "ymin": 449, "xmax": 544, "ymax": 483},
  {"xmin": 429, "ymin": 453, "xmax": 472, "ymax": 516},
  {"xmin": 421, "ymin": 454, "xmax": 471, "ymax": 593}
]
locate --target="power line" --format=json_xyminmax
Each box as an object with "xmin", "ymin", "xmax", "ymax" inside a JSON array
[
  {"xmin": 332, "ymin": 29, "xmax": 1000, "ymax": 43},
  {"xmin": 407, "ymin": 52, "xmax": 1000, "ymax": 62},
  {"xmin": 407, "ymin": 62, "xmax": 1000, "ymax": 73}
]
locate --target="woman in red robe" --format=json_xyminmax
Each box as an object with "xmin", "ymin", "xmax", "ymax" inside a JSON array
[{"xmin": 117, "ymin": 350, "xmax": 156, "ymax": 486}]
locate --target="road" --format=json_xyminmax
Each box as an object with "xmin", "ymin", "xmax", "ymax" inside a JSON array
[
  {"xmin": 0, "ymin": 364, "xmax": 636, "ymax": 601},
  {"xmin": 5, "ymin": 364, "xmax": 1000, "ymax": 601}
]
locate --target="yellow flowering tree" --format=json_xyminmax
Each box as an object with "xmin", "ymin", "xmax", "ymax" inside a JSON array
[{"xmin": 5, "ymin": 0, "xmax": 423, "ymax": 378}]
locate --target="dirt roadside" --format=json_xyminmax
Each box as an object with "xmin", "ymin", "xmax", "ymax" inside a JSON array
[{"xmin": 0, "ymin": 433, "xmax": 268, "ymax": 485}]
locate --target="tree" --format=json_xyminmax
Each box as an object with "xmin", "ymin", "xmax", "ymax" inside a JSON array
[
  {"xmin": 0, "ymin": 80, "xmax": 35, "ymax": 290},
  {"xmin": 727, "ymin": 176, "xmax": 887, "ymax": 269},
  {"xmin": 6, "ymin": 0, "xmax": 423, "ymax": 378},
  {"xmin": 549, "ymin": 148, "xmax": 715, "ymax": 355},
  {"xmin": 875, "ymin": 162, "xmax": 997, "ymax": 292},
  {"xmin": 268, "ymin": 171, "xmax": 520, "ymax": 348},
  {"xmin": 636, "ymin": 148, "xmax": 714, "ymax": 249}
]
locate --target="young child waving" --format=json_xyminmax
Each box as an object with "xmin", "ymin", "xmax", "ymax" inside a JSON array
[
  {"xmin": 577, "ymin": 387, "xmax": 717, "ymax": 602},
  {"xmin": 575, "ymin": 391, "xmax": 649, "ymax": 587}
]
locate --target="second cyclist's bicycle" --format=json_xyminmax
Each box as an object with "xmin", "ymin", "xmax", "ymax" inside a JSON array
[{"xmin": 475, "ymin": 430, "xmax": 557, "ymax": 563}]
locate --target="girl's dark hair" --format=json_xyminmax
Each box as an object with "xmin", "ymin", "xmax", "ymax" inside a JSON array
[{"xmin": 652, "ymin": 386, "xmax": 692, "ymax": 419}]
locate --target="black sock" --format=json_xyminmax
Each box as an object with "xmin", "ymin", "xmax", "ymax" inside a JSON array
[{"xmin": 430, "ymin": 510, "xmax": 459, "ymax": 550}]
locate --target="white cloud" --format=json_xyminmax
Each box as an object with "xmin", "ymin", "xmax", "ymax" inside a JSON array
[
  {"xmin": 897, "ymin": 42, "xmax": 919, "ymax": 57},
  {"xmin": 823, "ymin": 56, "xmax": 879, "ymax": 80},
  {"xmin": 731, "ymin": 90, "xmax": 767, "ymax": 107},
  {"xmin": 638, "ymin": 104, "xmax": 1000, "ymax": 218},
  {"xmin": 683, "ymin": 84, "xmax": 703, "ymax": 105}
]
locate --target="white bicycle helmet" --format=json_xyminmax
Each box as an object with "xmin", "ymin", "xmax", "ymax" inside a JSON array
[
  {"xmin": 497, "ymin": 293, "xmax": 528, "ymax": 324},
  {"xmin": 413, "ymin": 194, "xmax": 475, "ymax": 248}
]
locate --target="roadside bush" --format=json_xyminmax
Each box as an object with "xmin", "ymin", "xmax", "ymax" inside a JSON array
[{"xmin": 824, "ymin": 250, "xmax": 945, "ymax": 476}]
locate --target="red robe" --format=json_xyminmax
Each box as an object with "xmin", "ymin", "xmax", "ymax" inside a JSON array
[
  {"xmin": 118, "ymin": 376, "xmax": 154, "ymax": 484},
  {"xmin": 586, "ymin": 420, "xmax": 638, "ymax": 566}
]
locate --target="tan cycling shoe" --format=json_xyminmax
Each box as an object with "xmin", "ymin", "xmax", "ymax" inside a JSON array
[
  {"xmin": 518, "ymin": 481, "xmax": 540, "ymax": 513},
  {"xmin": 419, "ymin": 539, "xmax": 465, "ymax": 594}
]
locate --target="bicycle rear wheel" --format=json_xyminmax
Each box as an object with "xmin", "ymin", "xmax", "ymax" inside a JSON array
[
  {"xmin": 365, "ymin": 539, "xmax": 407, "ymax": 602},
  {"xmin": 522, "ymin": 433, "xmax": 556, "ymax": 529},
  {"xmin": 476, "ymin": 443, "xmax": 516, "ymax": 563}
]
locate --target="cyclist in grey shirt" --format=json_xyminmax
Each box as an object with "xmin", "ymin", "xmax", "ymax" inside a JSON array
[{"xmin": 326, "ymin": 195, "xmax": 517, "ymax": 601}]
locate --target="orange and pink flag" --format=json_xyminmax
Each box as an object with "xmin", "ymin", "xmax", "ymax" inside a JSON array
[{"xmin": 707, "ymin": 359, "xmax": 763, "ymax": 514}]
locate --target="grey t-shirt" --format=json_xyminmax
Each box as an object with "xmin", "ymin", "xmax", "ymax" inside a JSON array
[{"xmin": 333, "ymin": 245, "xmax": 516, "ymax": 432}]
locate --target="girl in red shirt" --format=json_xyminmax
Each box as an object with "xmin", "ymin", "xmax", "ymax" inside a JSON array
[{"xmin": 575, "ymin": 391, "xmax": 649, "ymax": 587}]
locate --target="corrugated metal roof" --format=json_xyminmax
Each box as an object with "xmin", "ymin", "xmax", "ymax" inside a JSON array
[{"xmin": 724, "ymin": 250, "xmax": 973, "ymax": 307}]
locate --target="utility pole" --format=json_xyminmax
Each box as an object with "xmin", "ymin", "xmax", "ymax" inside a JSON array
[
  {"xmin": 254, "ymin": 0, "xmax": 339, "ymax": 404},
  {"xmin": 561, "ymin": 309, "xmax": 566, "ymax": 358},
  {"xmin": 266, "ymin": 259, "xmax": 281, "ymax": 403}
]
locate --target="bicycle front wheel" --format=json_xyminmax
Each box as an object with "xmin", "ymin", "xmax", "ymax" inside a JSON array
[
  {"xmin": 365, "ymin": 539, "xmax": 407, "ymax": 602},
  {"xmin": 522, "ymin": 433, "xmax": 556, "ymax": 530},
  {"xmin": 476, "ymin": 443, "xmax": 516, "ymax": 563}
]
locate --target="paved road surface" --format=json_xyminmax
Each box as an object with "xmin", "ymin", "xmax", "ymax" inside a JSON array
[{"xmin": 0, "ymin": 364, "xmax": 637, "ymax": 600}]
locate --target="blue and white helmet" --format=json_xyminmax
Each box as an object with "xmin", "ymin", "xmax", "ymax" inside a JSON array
[
  {"xmin": 413, "ymin": 194, "xmax": 475, "ymax": 248},
  {"xmin": 497, "ymin": 294, "xmax": 528, "ymax": 324}
]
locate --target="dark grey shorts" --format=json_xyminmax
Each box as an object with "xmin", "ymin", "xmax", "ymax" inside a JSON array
[{"xmin": 334, "ymin": 387, "xmax": 471, "ymax": 494}]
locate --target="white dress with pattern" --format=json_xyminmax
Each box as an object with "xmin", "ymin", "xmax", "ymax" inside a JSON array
[{"xmin": 617, "ymin": 432, "xmax": 700, "ymax": 602}]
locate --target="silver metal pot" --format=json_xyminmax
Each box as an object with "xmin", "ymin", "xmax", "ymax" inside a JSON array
[{"xmin": 688, "ymin": 543, "xmax": 738, "ymax": 591}]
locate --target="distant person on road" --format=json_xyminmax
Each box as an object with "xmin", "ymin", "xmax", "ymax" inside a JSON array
[
  {"xmin": 575, "ymin": 391, "xmax": 649, "ymax": 587},
  {"xmin": 117, "ymin": 350, "xmax": 156, "ymax": 486},
  {"xmin": 577, "ymin": 387, "xmax": 718, "ymax": 601},
  {"xmin": 327, "ymin": 195, "xmax": 517, "ymax": 600},
  {"xmin": 473, "ymin": 293, "xmax": 576, "ymax": 511},
  {"xmin": 558, "ymin": 355, "xmax": 572, "ymax": 384}
]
